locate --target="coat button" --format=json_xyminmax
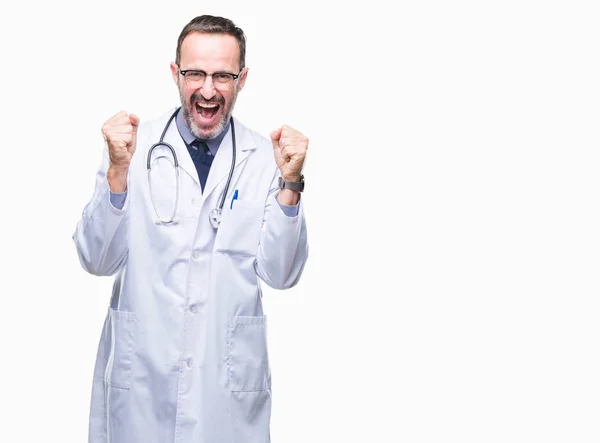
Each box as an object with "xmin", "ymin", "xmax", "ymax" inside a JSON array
[
  {"xmin": 193, "ymin": 250, "xmax": 201, "ymax": 259},
  {"xmin": 186, "ymin": 358, "xmax": 194, "ymax": 369},
  {"xmin": 189, "ymin": 304, "xmax": 198, "ymax": 313}
]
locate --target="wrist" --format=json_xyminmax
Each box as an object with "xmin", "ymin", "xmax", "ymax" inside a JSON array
[
  {"xmin": 278, "ymin": 174, "xmax": 304, "ymax": 192},
  {"xmin": 282, "ymin": 173, "xmax": 302, "ymax": 182},
  {"xmin": 107, "ymin": 166, "xmax": 129, "ymax": 193},
  {"xmin": 278, "ymin": 188, "xmax": 300, "ymax": 206}
]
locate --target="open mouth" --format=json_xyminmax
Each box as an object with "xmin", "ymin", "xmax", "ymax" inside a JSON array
[{"xmin": 194, "ymin": 102, "xmax": 221, "ymax": 125}]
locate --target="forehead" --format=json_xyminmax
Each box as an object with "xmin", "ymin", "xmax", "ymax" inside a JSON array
[{"xmin": 179, "ymin": 32, "xmax": 240, "ymax": 70}]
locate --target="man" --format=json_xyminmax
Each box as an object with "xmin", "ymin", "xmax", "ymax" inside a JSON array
[{"xmin": 73, "ymin": 15, "xmax": 308, "ymax": 443}]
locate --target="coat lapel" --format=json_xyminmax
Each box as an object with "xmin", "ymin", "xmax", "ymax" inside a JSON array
[{"xmin": 201, "ymin": 117, "xmax": 256, "ymax": 202}]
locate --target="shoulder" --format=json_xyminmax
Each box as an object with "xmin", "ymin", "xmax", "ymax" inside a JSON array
[
  {"xmin": 137, "ymin": 107, "xmax": 179, "ymax": 139},
  {"xmin": 233, "ymin": 117, "xmax": 278, "ymax": 178},
  {"xmin": 232, "ymin": 117, "xmax": 273, "ymax": 153},
  {"xmin": 129, "ymin": 107, "xmax": 179, "ymax": 172}
]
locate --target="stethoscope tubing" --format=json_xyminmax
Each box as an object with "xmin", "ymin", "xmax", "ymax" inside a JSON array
[{"xmin": 146, "ymin": 107, "xmax": 236, "ymax": 226}]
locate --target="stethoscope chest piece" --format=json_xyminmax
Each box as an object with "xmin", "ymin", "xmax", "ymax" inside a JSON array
[{"xmin": 209, "ymin": 208, "xmax": 222, "ymax": 228}]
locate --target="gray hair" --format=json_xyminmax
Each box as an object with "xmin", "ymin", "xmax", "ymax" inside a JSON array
[{"xmin": 175, "ymin": 15, "xmax": 246, "ymax": 70}]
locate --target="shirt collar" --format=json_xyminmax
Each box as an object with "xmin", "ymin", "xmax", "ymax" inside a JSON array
[{"xmin": 175, "ymin": 107, "xmax": 231, "ymax": 156}]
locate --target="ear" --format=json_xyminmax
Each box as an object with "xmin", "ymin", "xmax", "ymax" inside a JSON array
[
  {"xmin": 237, "ymin": 67, "xmax": 249, "ymax": 92},
  {"xmin": 170, "ymin": 62, "xmax": 180, "ymax": 85}
]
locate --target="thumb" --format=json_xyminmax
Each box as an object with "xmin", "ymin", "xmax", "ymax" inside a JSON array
[
  {"xmin": 129, "ymin": 113, "xmax": 140, "ymax": 135},
  {"xmin": 270, "ymin": 126, "xmax": 283, "ymax": 150}
]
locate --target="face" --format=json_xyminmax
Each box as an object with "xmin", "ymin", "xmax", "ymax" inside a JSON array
[{"xmin": 171, "ymin": 32, "xmax": 247, "ymax": 139}]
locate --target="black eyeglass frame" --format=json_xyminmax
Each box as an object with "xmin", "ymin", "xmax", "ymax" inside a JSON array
[{"xmin": 178, "ymin": 67, "xmax": 243, "ymax": 84}]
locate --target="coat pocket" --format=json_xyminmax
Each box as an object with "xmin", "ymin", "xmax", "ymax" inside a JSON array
[
  {"xmin": 214, "ymin": 200, "xmax": 264, "ymax": 257},
  {"xmin": 104, "ymin": 308, "xmax": 138, "ymax": 390},
  {"xmin": 227, "ymin": 316, "xmax": 271, "ymax": 392}
]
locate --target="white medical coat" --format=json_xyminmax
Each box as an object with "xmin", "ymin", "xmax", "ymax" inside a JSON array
[{"xmin": 73, "ymin": 108, "xmax": 308, "ymax": 443}]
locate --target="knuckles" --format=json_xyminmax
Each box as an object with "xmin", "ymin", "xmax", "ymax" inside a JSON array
[
  {"xmin": 101, "ymin": 119, "xmax": 136, "ymax": 147},
  {"xmin": 274, "ymin": 125, "xmax": 309, "ymax": 152}
]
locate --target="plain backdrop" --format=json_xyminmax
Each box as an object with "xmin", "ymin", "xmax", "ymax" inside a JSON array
[{"xmin": 1, "ymin": 1, "xmax": 600, "ymax": 442}]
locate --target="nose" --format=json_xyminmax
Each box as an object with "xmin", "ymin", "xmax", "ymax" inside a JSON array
[{"xmin": 200, "ymin": 76, "xmax": 216, "ymax": 100}]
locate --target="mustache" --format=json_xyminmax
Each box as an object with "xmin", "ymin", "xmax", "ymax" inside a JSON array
[{"xmin": 191, "ymin": 93, "xmax": 225, "ymax": 106}]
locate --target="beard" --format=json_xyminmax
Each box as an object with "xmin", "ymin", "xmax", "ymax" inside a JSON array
[{"xmin": 179, "ymin": 83, "xmax": 239, "ymax": 140}]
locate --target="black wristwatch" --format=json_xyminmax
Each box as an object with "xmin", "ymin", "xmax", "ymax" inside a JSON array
[{"xmin": 278, "ymin": 175, "xmax": 305, "ymax": 192}]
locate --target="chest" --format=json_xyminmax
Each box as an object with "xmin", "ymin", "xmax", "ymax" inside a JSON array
[{"xmin": 129, "ymin": 141, "xmax": 272, "ymax": 259}]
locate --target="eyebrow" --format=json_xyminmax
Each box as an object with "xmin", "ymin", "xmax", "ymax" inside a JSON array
[{"xmin": 183, "ymin": 68, "xmax": 235, "ymax": 74}]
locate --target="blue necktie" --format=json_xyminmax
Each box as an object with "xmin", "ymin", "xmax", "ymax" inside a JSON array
[{"xmin": 187, "ymin": 140, "xmax": 213, "ymax": 192}]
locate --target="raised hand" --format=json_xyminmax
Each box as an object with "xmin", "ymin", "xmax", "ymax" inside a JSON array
[
  {"xmin": 102, "ymin": 111, "xmax": 140, "ymax": 171},
  {"xmin": 101, "ymin": 111, "xmax": 140, "ymax": 192},
  {"xmin": 270, "ymin": 125, "xmax": 308, "ymax": 182}
]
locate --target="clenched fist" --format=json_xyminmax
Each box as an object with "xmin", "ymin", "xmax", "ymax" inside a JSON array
[
  {"xmin": 102, "ymin": 111, "xmax": 139, "ymax": 193},
  {"xmin": 270, "ymin": 125, "xmax": 308, "ymax": 182},
  {"xmin": 102, "ymin": 111, "xmax": 140, "ymax": 171}
]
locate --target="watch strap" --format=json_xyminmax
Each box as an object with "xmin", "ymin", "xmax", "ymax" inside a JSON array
[{"xmin": 278, "ymin": 175, "xmax": 304, "ymax": 192}]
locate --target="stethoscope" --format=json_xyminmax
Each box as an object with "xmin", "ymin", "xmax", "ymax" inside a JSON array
[{"xmin": 147, "ymin": 107, "xmax": 236, "ymax": 227}]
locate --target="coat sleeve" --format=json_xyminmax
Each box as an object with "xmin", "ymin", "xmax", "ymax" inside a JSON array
[
  {"xmin": 72, "ymin": 145, "xmax": 129, "ymax": 277},
  {"xmin": 254, "ymin": 169, "xmax": 309, "ymax": 290}
]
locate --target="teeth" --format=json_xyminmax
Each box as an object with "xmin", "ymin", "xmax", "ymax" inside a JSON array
[{"xmin": 196, "ymin": 103, "xmax": 218, "ymax": 108}]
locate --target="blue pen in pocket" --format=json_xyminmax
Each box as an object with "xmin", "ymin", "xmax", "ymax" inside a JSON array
[{"xmin": 230, "ymin": 189, "xmax": 239, "ymax": 209}]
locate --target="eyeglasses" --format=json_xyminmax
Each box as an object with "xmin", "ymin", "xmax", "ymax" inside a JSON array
[{"xmin": 178, "ymin": 67, "xmax": 242, "ymax": 88}]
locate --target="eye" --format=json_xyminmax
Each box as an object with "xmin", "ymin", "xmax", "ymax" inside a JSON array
[
  {"xmin": 187, "ymin": 71, "xmax": 206, "ymax": 80},
  {"xmin": 213, "ymin": 73, "xmax": 232, "ymax": 82}
]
